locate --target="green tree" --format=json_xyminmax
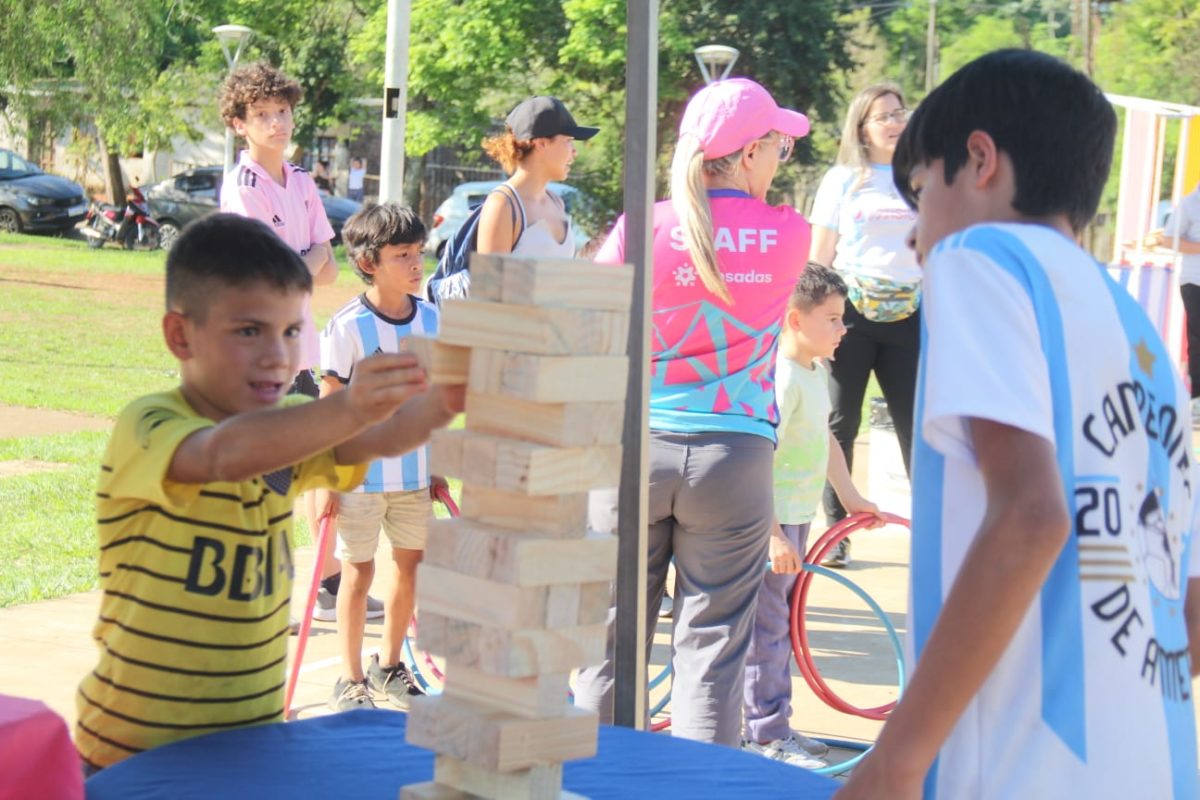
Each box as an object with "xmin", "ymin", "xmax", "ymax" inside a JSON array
[
  {"xmin": 352, "ymin": 0, "xmax": 855, "ymax": 223},
  {"xmin": 1094, "ymin": 0, "xmax": 1200, "ymax": 104}
]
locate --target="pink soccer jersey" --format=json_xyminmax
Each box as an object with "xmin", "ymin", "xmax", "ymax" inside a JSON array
[
  {"xmin": 596, "ymin": 191, "xmax": 810, "ymax": 440},
  {"xmin": 220, "ymin": 151, "xmax": 335, "ymax": 370}
]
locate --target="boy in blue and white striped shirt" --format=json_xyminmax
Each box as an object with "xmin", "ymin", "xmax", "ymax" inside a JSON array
[{"xmin": 318, "ymin": 203, "xmax": 444, "ymax": 712}]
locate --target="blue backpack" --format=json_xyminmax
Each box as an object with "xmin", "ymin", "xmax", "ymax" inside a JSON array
[{"xmin": 425, "ymin": 185, "xmax": 523, "ymax": 306}]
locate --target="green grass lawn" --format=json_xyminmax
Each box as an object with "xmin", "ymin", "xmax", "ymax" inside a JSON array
[{"xmin": 0, "ymin": 232, "xmax": 874, "ymax": 607}]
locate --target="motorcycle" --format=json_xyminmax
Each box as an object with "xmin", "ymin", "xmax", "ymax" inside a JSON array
[{"xmin": 82, "ymin": 187, "xmax": 160, "ymax": 250}]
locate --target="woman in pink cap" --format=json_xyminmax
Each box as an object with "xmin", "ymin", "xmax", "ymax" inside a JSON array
[{"xmin": 574, "ymin": 78, "xmax": 812, "ymax": 748}]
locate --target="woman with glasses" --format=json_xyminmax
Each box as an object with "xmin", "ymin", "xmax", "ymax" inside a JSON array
[
  {"xmin": 573, "ymin": 78, "xmax": 812, "ymax": 748},
  {"xmin": 809, "ymin": 83, "xmax": 920, "ymax": 567}
]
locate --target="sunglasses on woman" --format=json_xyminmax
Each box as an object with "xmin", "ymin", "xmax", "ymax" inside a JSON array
[{"xmin": 865, "ymin": 109, "xmax": 909, "ymax": 126}]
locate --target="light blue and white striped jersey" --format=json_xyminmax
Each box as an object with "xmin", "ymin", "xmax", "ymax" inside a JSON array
[
  {"xmin": 320, "ymin": 294, "xmax": 439, "ymax": 493},
  {"xmin": 912, "ymin": 223, "xmax": 1199, "ymax": 799}
]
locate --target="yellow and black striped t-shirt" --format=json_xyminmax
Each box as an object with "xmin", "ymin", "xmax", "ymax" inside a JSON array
[{"xmin": 76, "ymin": 390, "xmax": 365, "ymax": 769}]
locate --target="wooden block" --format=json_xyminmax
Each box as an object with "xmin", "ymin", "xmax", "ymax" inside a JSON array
[
  {"xmin": 417, "ymin": 564, "xmax": 547, "ymax": 630},
  {"xmin": 401, "ymin": 781, "xmax": 584, "ymax": 800},
  {"xmin": 469, "ymin": 252, "xmax": 633, "ymax": 311},
  {"xmin": 469, "ymin": 350, "xmax": 628, "ymax": 403},
  {"xmin": 457, "ymin": 431, "xmax": 621, "ymax": 495},
  {"xmin": 438, "ymin": 299, "xmax": 627, "ymax": 356},
  {"xmin": 405, "ymin": 335, "xmax": 470, "ymax": 384},
  {"xmin": 425, "ymin": 518, "xmax": 617, "ymax": 583},
  {"xmin": 458, "ymin": 485, "xmax": 588, "ymax": 536},
  {"xmin": 416, "ymin": 612, "xmax": 607, "ymax": 677},
  {"xmin": 578, "ymin": 581, "xmax": 612, "ymax": 626},
  {"xmin": 464, "ymin": 393, "xmax": 623, "ymax": 448},
  {"xmin": 430, "ymin": 429, "xmax": 465, "ymax": 477},
  {"xmin": 406, "ymin": 696, "xmax": 598, "ymax": 772},
  {"xmin": 442, "ymin": 664, "xmax": 570, "ymax": 719},
  {"xmin": 418, "ymin": 567, "xmax": 607, "ymax": 631},
  {"xmin": 434, "ymin": 756, "xmax": 562, "ymax": 800}
]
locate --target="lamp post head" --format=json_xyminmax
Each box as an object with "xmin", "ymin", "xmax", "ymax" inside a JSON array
[
  {"xmin": 694, "ymin": 44, "xmax": 740, "ymax": 85},
  {"xmin": 213, "ymin": 24, "xmax": 255, "ymax": 69}
]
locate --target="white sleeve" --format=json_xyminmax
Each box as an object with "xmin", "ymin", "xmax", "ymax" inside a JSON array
[
  {"xmin": 320, "ymin": 318, "xmax": 359, "ymax": 384},
  {"xmin": 809, "ymin": 166, "xmax": 847, "ymax": 232},
  {"xmin": 920, "ymin": 247, "xmax": 1055, "ymax": 464}
]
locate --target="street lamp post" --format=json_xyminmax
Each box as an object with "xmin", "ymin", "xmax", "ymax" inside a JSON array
[
  {"xmin": 213, "ymin": 24, "xmax": 255, "ymax": 175},
  {"xmin": 693, "ymin": 44, "xmax": 740, "ymax": 85}
]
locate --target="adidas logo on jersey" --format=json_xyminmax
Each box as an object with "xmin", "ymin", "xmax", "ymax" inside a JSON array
[{"xmin": 271, "ymin": 215, "xmax": 284, "ymax": 228}]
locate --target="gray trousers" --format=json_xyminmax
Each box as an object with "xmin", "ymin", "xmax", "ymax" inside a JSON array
[{"xmin": 573, "ymin": 430, "xmax": 774, "ymax": 747}]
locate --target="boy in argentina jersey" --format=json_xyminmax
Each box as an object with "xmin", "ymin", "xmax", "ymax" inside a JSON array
[
  {"xmin": 837, "ymin": 51, "xmax": 1200, "ymax": 800},
  {"xmin": 76, "ymin": 214, "xmax": 461, "ymax": 771}
]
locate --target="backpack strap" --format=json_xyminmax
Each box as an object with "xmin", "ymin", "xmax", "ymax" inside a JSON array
[{"xmin": 491, "ymin": 184, "xmax": 526, "ymax": 250}]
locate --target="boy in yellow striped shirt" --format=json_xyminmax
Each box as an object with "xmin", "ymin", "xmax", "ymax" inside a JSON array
[{"xmin": 76, "ymin": 213, "xmax": 462, "ymax": 772}]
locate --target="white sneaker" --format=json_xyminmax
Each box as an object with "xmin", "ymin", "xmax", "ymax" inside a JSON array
[
  {"xmin": 788, "ymin": 731, "xmax": 829, "ymax": 757},
  {"xmin": 742, "ymin": 735, "xmax": 828, "ymax": 770}
]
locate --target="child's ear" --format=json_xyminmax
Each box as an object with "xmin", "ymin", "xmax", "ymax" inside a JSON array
[
  {"xmin": 966, "ymin": 130, "xmax": 1000, "ymax": 188},
  {"xmin": 231, "ymin": 117, "xmax": 248, "ymax": 138},
  {"xmin": 784, "ymin": 307, "xmax": 802, "ymax": 329},
  {"xmin": 357, "ymin": 257, "xmax": 377, "ymax": 276},
  {"xmin": 162, "ymin": 311, "xmax": 193, "ymax": 360}
]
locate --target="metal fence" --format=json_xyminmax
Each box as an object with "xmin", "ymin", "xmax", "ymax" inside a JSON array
[{"xmin": 421, "ymin": 162, "xmax": 506, "ymax": 218}]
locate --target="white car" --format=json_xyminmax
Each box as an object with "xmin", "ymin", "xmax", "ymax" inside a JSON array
[{"xmin": 427, "ymin": 179, "xmax": 592, "ymax": 257}]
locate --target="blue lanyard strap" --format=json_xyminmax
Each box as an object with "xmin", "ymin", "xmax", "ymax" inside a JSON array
[{"xmin": 706, "ymin": 188, "xmax": 754, "ymax": 199}]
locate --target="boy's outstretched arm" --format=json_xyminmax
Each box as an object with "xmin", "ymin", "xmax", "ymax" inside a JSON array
[
  {"xmin": 835, "ymin": 419, "xmax": 1070, "ymax": 799},
  {"xmin": 334, "ymin": 384, "xmax": 465, "ymax": 466},
  {"xmin": 168, "ymin": 353, "xmax": 426, "ymax": 485}
]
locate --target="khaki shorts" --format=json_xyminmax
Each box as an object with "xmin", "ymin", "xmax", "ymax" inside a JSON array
[{"xmin": 335, "ymin": 489, "xmax": 432, "ymax": 563}]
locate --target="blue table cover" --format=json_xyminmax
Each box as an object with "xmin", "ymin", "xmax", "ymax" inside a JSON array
[{"xmin": 86, "ymin": 709, "xmax": 838, "ymax": 799}]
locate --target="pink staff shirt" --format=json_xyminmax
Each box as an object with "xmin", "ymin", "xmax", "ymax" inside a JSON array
[{"xmin": 596, "ymin": 190, "xmax": 811, "ymax": 441}]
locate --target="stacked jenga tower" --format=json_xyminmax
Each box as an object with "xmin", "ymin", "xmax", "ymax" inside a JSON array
[{"xmin": 401, "ymin": 253, "xmax": 634, "ymax": 800}]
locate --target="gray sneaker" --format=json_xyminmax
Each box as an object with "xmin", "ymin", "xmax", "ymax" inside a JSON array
[
  {"xmin": 312, "ymin": 587, "xmax": 385, "ymax": 622},
  {"xmin": 742, "ymin": 735, "xmax": 828, "ymax": 770},
  {"xmin": 821, "ymin": 539, "xmax": 851, "ymax": 569},
  {"xmin": 366, "ymin": 653, "xmax": 425, "ymax": 709},
  {"xmin": 329, "ymin": 677, "xmax": 376, "ymax": 712}
]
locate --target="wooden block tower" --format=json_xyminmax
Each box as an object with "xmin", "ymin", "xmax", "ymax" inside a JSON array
[{"xmin": 401, "ymin": 253, "xmax": 633, "ymax": 800}]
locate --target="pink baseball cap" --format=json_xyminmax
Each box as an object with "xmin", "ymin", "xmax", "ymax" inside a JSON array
[{"xmin": 679, "ymin": 78, "xmax": 811, "ymax": 159}]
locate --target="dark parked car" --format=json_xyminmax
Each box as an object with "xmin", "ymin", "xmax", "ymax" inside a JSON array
[
  {"xmin": 143, "ymin": 165, "xmax": 361, "ymax": 250},
  {"xmin": 0, "ymin": 149, "xmax": 88, "ymax": 235}
]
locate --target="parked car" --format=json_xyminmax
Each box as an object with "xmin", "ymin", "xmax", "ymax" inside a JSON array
[
  {"xmin": 0, "ymin": 149, "xmax": 88, "ymax": 235},
  {"xmin": 426, "ymin": 180, "xmax": 593, "ymax": 257},
  {"xmin": 142, "ymin": 165, "xmax": 361, "ymax": 250}
]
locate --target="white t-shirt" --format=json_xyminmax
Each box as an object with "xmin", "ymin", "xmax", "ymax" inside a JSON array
[
  {"xmin": 810, "ymin": 163, "xmax": 921, "ymax": 284},
  {"xmin": 320, "ymin": 294, "xmax": 438, "ymax": 492},
  {"xmin": 912, "ymin": 222, "xmax": 1199, "ymax": 799},
  {"xmin": 1165, "ymin": 186, "xmax": 1200, "ymax": 286},
  {"xmin": 348, "ymin": 166, "xmax": 366, "ymax": 191}
]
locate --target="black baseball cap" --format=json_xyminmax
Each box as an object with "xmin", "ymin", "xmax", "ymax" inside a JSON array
[{"xmin": 506, "ymin": 96, "xmax": 600, "ymax": 141}]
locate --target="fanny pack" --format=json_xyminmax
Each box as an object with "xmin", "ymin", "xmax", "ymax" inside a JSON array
[{"xmin": 845, "ymin": 273, "xmax": 921, "ymax": 322}]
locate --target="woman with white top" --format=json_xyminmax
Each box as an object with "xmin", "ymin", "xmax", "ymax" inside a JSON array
[
  {"xmin": 476, "ymin": 96, "xmax": 597, "ymax": 259},
  {"xmin": 1146, "ymin": 181, "xmax": 1200, "ymax": 413},
  {"xmin": 809, "ymin": 83, "xmax": 920, "ymax": 567}
]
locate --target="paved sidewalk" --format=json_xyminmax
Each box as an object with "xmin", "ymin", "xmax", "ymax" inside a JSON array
[{"xmin": 0, "ymin": 431, "xmax": 912, "ymax": 778}]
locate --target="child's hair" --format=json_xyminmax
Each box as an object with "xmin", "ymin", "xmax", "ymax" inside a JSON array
[
  {"xmin": 342, "ymin": 202, "xmax": 427, "ymax": 285},
  {"xmin": 219, "ymin": 62, "xmax": 303, "ymax": 127},
  {"xmin": 836, "ymin": 82, "xmax": 905, "ymax": 189},
  {"xmin": 893, "ymin": 49, "xmax": 1116, "ymax": 234},
  {"xmin": 482, "ymin": 130, "xmax": 536, "ymax": 174},
  {"xmin": 789, "ymin": 262, "xmax": 848, "ymax": 312},
  {"xmin": 166, "ymin": 213, "xmax": 311, "ymax": 321}
]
